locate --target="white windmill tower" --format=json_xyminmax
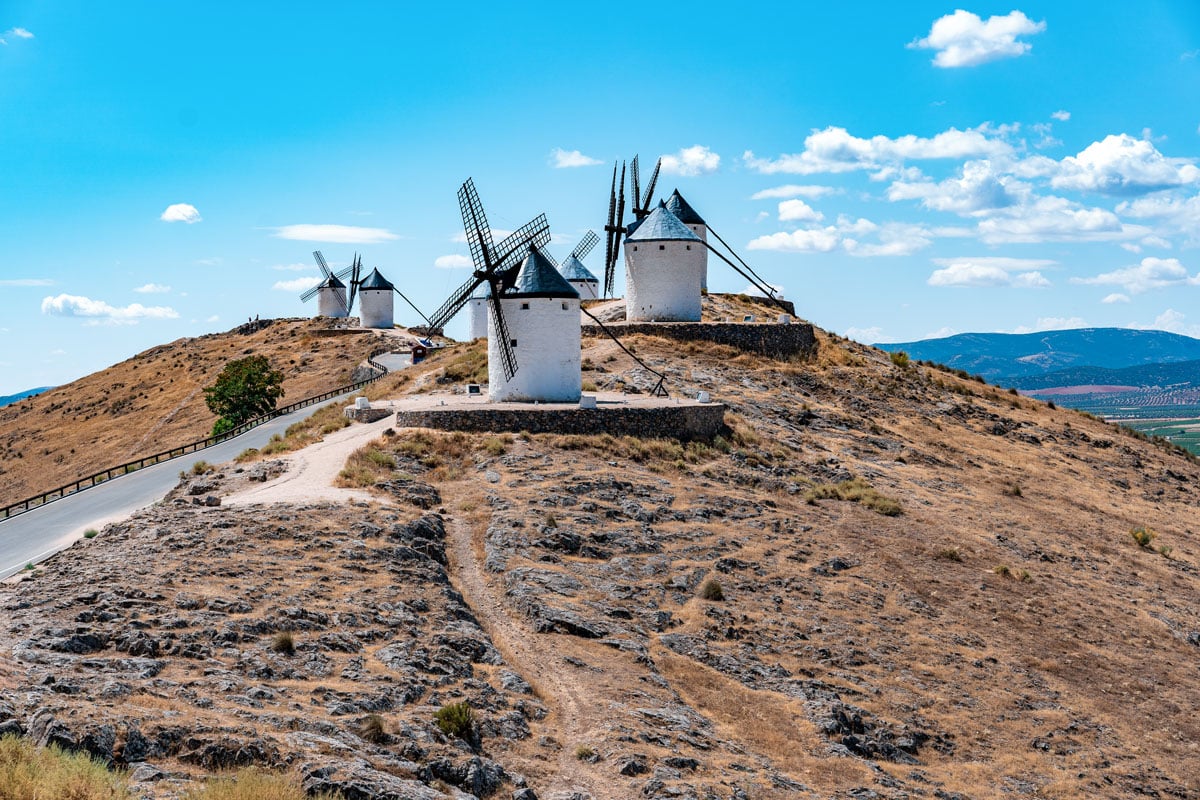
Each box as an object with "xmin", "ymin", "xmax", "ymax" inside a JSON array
[
  {"xmin": 665, "ymin": 189, "xmax": 709, "ymax": 290},
  {"xmin": 623, "ymin": 202, "xmax": 704, "ymax": 322},
  {"xmin": 299, "ymin": 251, "xmax": 361, "ymax": 319},
  {"xmin": 488, "ymin": 246, "xmax": 581, "ymax": 402},
  {"xmin": 557, "ymin": 230, "xmax": 600, "ymax": 300},
  {"xmin": 425, "ymin": 179, "xmax": 581, "ymax": 402},
  {"xmin": 358, "ymin": 267, "xmax": 396, "ymax": 329},
  {"xmin": 468, "ymin": 283, "xmax": 490, "ymax": 340}
]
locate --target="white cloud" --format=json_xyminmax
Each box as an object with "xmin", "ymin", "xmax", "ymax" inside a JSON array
[
  {"xmin": 1012, "ymin": 316, "xmax": 1087, "ymax": 334},
  {"xmin": 41, "ymin": 294, "xmax": 178, "ymax": 324},
  {"xmin": 1051, "ymin": 134, "xmax": 1200, "ymax": 195},
  {"xmin": 1102, "ymin": 293, "xmax": 1131, "ymax": 304},
  {"xmin": 741, "ymin": 283, "xmax": 786, "ymax": 300},
  {"xmin": 923, "ymin": 326, "xmax": 958, "ymax": 340},
  {"xmin": 978, "ymin": 195, "xmax": 1133, "ymax": 244},
  {"xmin": 272, "ymin": 277, "xmax": 322, "ymax": 293},
  {"xmin": 888, "ymin": 159, "xmax": 1020, "ymax": 215},
  {"xmin": 927, "ymin": 256, "xmax": 1054, "ymax": 288},
  {"xmin": 133, "ymin": 283, "xmax": 170, "ymax": 294},
  {"xmin": 1051, "ymin": 110, "xmax": 1071, "ymax": 122},
  {"xmin": 660, "ymin": 145, "xmax": 720, "ymax": 176},
  {"xmin": 550, "ymin": 148, "xmax": 602, "ymax": 168},
  {"xmin": 751, "ymin": 184, "xmax": 837, "ymax": 200},
  {"xmin": 743, "ymin": 125, "xmax": 1011, "ymax": 175},
  {"xmin": 910, "ymin": 10, "xmax": 1046, "ymax": 68},
  {"xmin": 434, "ymin": 254, "xmax": 472, "ymax": 269},
  {"xmin": 1116, "ymin": 193, "xmax": 1200, "ymax": 243},
  {"xmin": 777, "ymin": 199, "xmax": 823, "ymax": 222},
  {"xmin": 748, "ymin": 227, "xmax": 841, "ymax": 253},
  {"xmin": 0, "ymin": 27, "xmax": 33, "ymax": 44},
  {"xmin": 270, "ymin": 262, "xmax": 312, "ymax": 272},
  {"xmin": 0, "ymin": 278, "xmax": 53, "ymax": 287},
  {"xmin": 1072, "ymin": 256, "xmax": 1200, "ymax": 294},
  {"xmin": 206, "ymin": 315, "xmax": 221, "ymax": 323},
  {"xmin": 160, "ymin": 203, "xmax": 201, "ymax": 224},
  {"xmin": 844, "ymin": 326, "xmax": 886, "ymax": 344},
  {"xmin": 272, "ymin": 224, "xmax": 399, "ymax": 244},
  {"xmin": 842, "ymin": 222, "xmax": 934, "ymax": 257}
]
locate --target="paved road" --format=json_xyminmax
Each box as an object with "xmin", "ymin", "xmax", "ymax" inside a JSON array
[{"xmin": 0, "ymin": 353, "xmax": 410, "ymax": 579}]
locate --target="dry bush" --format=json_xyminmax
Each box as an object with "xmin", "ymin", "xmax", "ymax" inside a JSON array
[
  {"xmin": 804, "ymin": 477, "xmax": 902, "ymax": 516},
  {"xmin": 436, "ymin": 341, "xmax": 488, "ymax": 385},
  {"xmin": 270, "ymin": 631, "xmax": 295, "ymax": 655},
  {"xmin": 184, "ymin": 768, "xmax": 339, "ymax": 800},
  {"xmin": 245, "ymin": 402, "xmax": 350, "ymax": 460},
  {"xmin": 434, "ymin": 701, "xmax": 475, "ymax": 741},
  {"xmin": 336, "ymin": 442, "xmax": 398, "ymax": 488},
  {"xmin": 699, "ymin": 579, "xmax": 725, "ymax": 601},
  {"xmin": 0, "ymin": 734, "xmax": 133, "ymax": 799}
]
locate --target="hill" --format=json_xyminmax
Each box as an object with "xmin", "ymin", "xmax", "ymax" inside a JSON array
[
  {"xmin": 876, "ymin": 328, "xmax": 1200, "ymax": 383},
  {"xmin": 1006, "ymin": 358, "xmax": 1200, "ymax": 392},
  {"xmin": 0, "ymin": 317, "xmax": 392, "ymax": 507},
  {"xmin": 0, "ymin": 387, "xmax": 53, "ymax": 408},
  {"xmin": 1, "ymin": 304, "xmax": 1199, "ymax": 799}
]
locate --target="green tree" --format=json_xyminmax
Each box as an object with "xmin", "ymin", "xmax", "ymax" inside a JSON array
[{"xmin": 204, "ymin": 355, "xmax": 285, "ymax": 435}]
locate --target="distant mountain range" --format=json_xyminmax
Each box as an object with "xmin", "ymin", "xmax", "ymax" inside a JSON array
[
  {"xmin": 875, "ymin": 329, "xmax": 1200, "ymax": 385},
  {"xmin": 0, "ymin": 387, "xmax": 52, "ymax": 408},
  {"xmin": 1004, "ymin": 359, "xmax": 1200, "ymax": 392}
]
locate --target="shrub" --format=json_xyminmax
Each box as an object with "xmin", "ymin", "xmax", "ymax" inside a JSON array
[
  {"xmin": 358, "ymin": 714, "xmax": 387, "ymax": 744},
  {"xmin": 271, "ymin": 632, "xmax": 295, "ymax": 655},
  {"xmin": 993, "ymin": 564, "xmax": 1011, "ymax": 577},
  {"xmin": 699, "ymin": 579, "xmax": 725, "ymax": 601},
  {"xmin": 889, "ymin": 351, "xmax": 910, "ymax": 369},
  {"xmin": 1002, "ymin": 482, "xmax": 1023, "ymax": 497},
  {"xmin": 804, "ymin": 478, "xmax": 902, "ymax": 516},
  {"xmin": 235, "ymin": 447, "xmax": 260, "ymax": 463},
  {"xmin": 434, "ymin": 701, "xmax": 475, "ymax": 741},
  {"xmin": 191, "ymin": 460, "xmax": 212, "ymax": 476},
  {"xmin": 482, "ymin": 437, "xmax": 507, "ymax": 457},
  {"xmin": 184, "ymin": 767, "xmax": 339, "ymax": 800},
  {"xmin": 83, "ymin": 529, "xmax": 99, "ymax": 539},
  {"xmin": 0, "ymin": 734, "xmax": 134, "ymax": 798},
  {"xmin": 574, "ymin": 745, "xmax": 597, "ymax": 761},
  {"xmin": 1130, "ymin": 525, "xmax": 1158, "ymax": 549},
  {"xmin": 934, "ymin": 547, "xmax": 962, "ymax": 562}
]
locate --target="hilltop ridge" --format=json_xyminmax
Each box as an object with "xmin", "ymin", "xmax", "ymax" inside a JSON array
[
  {"xmin": 1, "ymin": 300, "xmax": 1198, "ymax": 798},
  {"xmin": 0, "ymin": 318, "xmax": 389, "ymax": 507}
]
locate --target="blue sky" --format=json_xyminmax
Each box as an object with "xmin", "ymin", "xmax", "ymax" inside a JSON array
[{"xmin": 2, "ymin": 2, "xmax": 1200, "ymax": 395}]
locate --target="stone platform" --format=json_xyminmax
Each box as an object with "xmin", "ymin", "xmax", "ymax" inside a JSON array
[
  {"xmin": 385, "ymin": 392, "xmax": 727, "ymax": 439},
  {"xmin": 580, "ymin": 320, "xmax": 816, "ymax": 358}
]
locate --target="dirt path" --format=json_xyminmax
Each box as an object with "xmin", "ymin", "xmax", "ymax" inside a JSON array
[
  {"xmin": 223, "ymin": 415, "xmax": 393, "ymax": 507},
  {"xmin": 444, "ymin": 510, "xmax": 611, "ymax": 800}
]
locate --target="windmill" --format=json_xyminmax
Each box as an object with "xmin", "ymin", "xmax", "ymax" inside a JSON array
[
  {"xmin": 425, "ymin": 179, "xmax": 552, "ymax": 381},
  {"xmin": 356, "ymin": 264, "xmax": 438, "ymax": 331},
  {"xmin": 550, "ymin": 230, "xmax": 601, "ymax": 300},
  {"xmin": 299, "ymin": 251, "xmax": 364, "ymax": 318},
  {"xmin": 601, "ymin": 154, "xmax": 662, "ymax": 298}
]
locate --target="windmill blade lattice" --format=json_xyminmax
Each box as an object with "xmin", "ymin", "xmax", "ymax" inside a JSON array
[
  {"xmin": 300, "ymin": 250, "xmax": 334, "ymax": 302},
  {"xmin": 570, "ymin": 230, "xmax": 599, "ymax": 262}
]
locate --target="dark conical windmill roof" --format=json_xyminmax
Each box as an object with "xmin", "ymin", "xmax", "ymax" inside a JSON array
[
  {"xmin": 665, "ymin": 189, "xmax": 705, "ymax": 225},
  {"xmin": 559, "ymin": 254, "xmax": 598, "ymax": 283},
  {"xmin": 359, "ymin": 268, "xmax": 394, "ymax": 291},
  {"xmin": 321, "ymin": 274, "xmax": 346, "ymax": 289},
  {"xmin": 625, "ymin": 203, "xmax": 701, "ymax": 243},
  {"xmin": 505, "ymin": 248, "xmax": 579, "ymax": 299}
]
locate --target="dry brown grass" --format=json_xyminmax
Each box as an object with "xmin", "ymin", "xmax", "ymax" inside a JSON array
[
  {"xmin": 183, "ymin": 768, "xmax": 339, "ymax": 800},
  {"xmin": 0, "ymin": 318, "xmax": 389, "ymax": 505},
  {"xmin": 0, "ymin": 734, "xmax": 133, "ymax": 799}
]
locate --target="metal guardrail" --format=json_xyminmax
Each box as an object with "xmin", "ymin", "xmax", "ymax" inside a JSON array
[{"xmin": 0, "ymin": 350, "xmax": 393, "ymax": 521}]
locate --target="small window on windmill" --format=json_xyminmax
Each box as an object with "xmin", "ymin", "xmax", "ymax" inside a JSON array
[
  {"xmin": 521, "ymin": 302, "xmax": 529, "ymax": 310},
  {"xmin": 686, "ymin": 245, "xmax": 691, "ymax": 250},
  {"xmin": 659, "ymin": 245, "xmax": 666, "ymax": 250},
  {"xmin": 510, "ymin": 338, "xmax": 518, "ymax": 348},
  {"xmin": 561, "ymin": 302, "xmax": 568, "ymax": 310}
]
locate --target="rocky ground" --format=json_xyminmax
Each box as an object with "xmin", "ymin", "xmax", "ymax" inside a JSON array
[{"xmin": 3, "ymin": 304, "xmax": 1200, "ymax": 798}]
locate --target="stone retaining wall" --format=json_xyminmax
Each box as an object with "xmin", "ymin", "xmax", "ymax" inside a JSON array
[
  {"xmin": 581, "ymin": 321, "xmax": 816, "ymax": 359},
  {"xmin": 394, "ymin": 403, "xmax": 727, "ymax": 439},
  {"xmin": 345, "ymin": 407, "xmax": 392, "ymax": 423}
]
